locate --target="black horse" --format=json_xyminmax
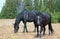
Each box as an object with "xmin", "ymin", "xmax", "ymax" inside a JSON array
[
  {"xmin": 35, "ymin": 12, "xmax": 54, "ymax": 37},
  {"xmin": 14, "ymin": 9, "xmax": 38, "ymax": 33}
]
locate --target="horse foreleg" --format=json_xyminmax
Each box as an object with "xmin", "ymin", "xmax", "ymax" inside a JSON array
[
  {"xmin": 23, "ymin": 25, "xmax": 25, "ymax": 33},
  {"xmin": 40, "ymin": 26, "xmax": 43, "ymax": 38},
  {"xmin": 34, "ymin": 24, "xmax": 36, "ymax": 32},
  {"xmin": 23, "ymin": 22, "xmax": 28, "ymax": 33},
  {"xmin": 37, "ymin": 26, "xmax": 39, "ymax": 37},
  {"xmin": 25, "ymin": 25, "xmax": 28, "ymax": 32}
]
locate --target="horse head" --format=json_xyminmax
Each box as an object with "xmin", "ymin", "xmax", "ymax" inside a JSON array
[{"xmin": 13, "ymin": 23, "xmax": 19, "ymax": 33}]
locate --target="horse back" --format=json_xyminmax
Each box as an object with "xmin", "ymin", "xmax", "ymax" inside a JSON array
[
  {"xmin": 42, "ymin": 12, "xmax": 51, "ymax": 25},
  {"xmin": 27, "ymin": 12, "xmax": 36, "ymax": 22},
  {"xmin": 22, "ymin": 11, "xmax": 36, "ymax": 22}
]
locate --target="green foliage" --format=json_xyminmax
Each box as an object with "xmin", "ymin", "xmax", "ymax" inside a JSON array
[
  {"xmin": 56, "ymin": 12, "xmax": 60, "ymax": 22},
  {"xmin": 51, "ymin": 13, "xmax": 58, "ymax": 23},
  {"xmin": 0, "ymin": 0, "xmax": 60, "ymax": 23},
  {"xmin": 53, "ymin": 0, "xmax": 60, "ymax": 12},
  {"xmin": 0, "ymin": 0, "xmax": 18, "ymax": 19},
  {"xmin": 25, "ymin": 0, "xmax": 31, "ymax": 6},
  {"xmin": 40, "ymin": 5, "xmax": 48, "ymax": 12},
  {"xmin": 26, "ymin": 6, "xmax": 33, "ymax": 11},
  {"xmin": 51, "ymin": 12, "xmax": 60, "ymax": 23}
]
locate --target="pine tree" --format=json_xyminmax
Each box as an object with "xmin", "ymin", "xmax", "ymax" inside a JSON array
[{"xmin": 1, "ymin": 0, "xmax": 17, "ymax": 18}]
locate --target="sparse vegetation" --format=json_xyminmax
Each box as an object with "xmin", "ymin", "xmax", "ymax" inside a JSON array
[{"xmin": 0, "ymin": 19, "xmax": 60, "ymax": 39}]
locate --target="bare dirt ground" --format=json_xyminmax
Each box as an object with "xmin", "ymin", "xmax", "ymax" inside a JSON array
[{"xmin": 0, "ymin": 19, "xmax": 60, "ymax": 39}]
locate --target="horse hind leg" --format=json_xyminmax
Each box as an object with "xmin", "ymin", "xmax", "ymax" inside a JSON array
[
  {"xmin": 43, "ymin": 26, "xmax": 46, "ymax": 35},
  {"xmin": 48, "ymin": 23, "xmax": 54, "ymax": 35}
]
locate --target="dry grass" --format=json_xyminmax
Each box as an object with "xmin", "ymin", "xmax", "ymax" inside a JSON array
[{"xmin": 0, "ymin": 19, "xmax": 60, "ymax": 39}]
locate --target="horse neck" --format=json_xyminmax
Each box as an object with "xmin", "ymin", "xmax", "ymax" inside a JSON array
[
  {"xmin": 15, "ymin": 19, "xmax": 21, "ymax": 25},
  {"xmin": 15, "ymin": 15, "xmax": 22, "ymax": 25}
]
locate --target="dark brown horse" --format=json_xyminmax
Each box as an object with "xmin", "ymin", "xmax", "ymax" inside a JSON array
[{"xmin": 35, "ymin": 12, "xmax": 54, "ymax": 37}]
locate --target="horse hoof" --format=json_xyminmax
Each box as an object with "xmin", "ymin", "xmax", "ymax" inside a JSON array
[
  {"xmin": 23, "ymin": 31, "xmax": 25, "ymax": 33},
  {"xmin": 34, "ymin": 30, "xmax": 36, "ymax": 32},
  {"xmin": 37, "ymin": 34, "xmax": 39, "ymax": 38},
  {"xmin": 43, "ymin": 33, "xmax": 45, "ymax": 35},
  {"xmin": 37, "ymin": 35, "xmax": 39, "ymax": 38},
  {"xmin": 39, "ymin": 36, "xmax": 41, "ymax": 38},
  {"xmin": 52, "ymin": 31, "xmax": 54, "ymax": 34},
  {"xmin": 26, "ymin": 31, "xmax": 28, "ymax": 33}
]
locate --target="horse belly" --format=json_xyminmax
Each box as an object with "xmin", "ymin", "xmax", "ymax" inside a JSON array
[
  {"xmin": 27, "ymin": 18, "xmax": 34, "ymax": 22},
  {"xmin": 43, "ymin": 21, "xmax": 48, "ymax": 25},
  {"xmin": 43, "ymin": 18, "xmax": 50, "ymax": 25}
]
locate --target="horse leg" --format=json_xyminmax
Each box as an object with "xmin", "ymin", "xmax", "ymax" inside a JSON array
[
  {"xmin": 40, "ymin": 26, "xmax": 43, "ymax": 38},
  {"xmin": 48, "ymin": 23, "xmax": 54, "ymax": 35},
  {"xmin": 23, "ymin": 22, "xmax": 28, "ymax": 33},
  {"xmin": 43, "ymin": 26, "xmax": 46, "ymax": 35},
  {"xmin": 37, "ymin": 26, "xmax": 39, "ymax": 37},
  {"xmin": 34, "ymin": 24, "xmax": 36, "ymax": 32}
]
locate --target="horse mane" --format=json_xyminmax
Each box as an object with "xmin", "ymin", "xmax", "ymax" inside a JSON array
[{"xmin": 36, "ymin": 11, "xmax": 42, "ymax": 16}]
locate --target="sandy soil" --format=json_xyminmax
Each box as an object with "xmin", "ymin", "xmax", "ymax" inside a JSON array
[{"xmin": 0, "ymin": 19, "xmax": 60, "ymax": 39}]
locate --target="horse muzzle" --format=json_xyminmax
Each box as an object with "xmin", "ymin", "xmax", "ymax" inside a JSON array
[{"xmin": 14, "ymin": 27, "xmax": 19, "ymax": 33}]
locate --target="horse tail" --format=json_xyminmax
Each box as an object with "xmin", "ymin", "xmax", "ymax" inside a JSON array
[{"xmin": 48, "ymin": 14, "xmax": 54, "ymax": 34}]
